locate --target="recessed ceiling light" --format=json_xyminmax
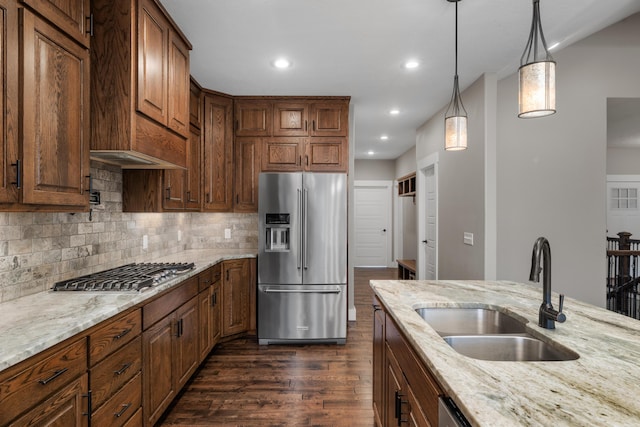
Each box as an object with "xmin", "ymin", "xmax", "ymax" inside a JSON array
[
  {"xmin": 273, "ymin": 58, "xmax": 291, "ymax": 69},
  {"xmin": 389, "ymin": 109, "xmax": 400, "ymax": 115},
  {"xmin": 380, "ymin": 135, "xmax": 389, "ymax": 141},
  {"xmin": 367, "ymin": 151, "xmax": 375, "ymax": 156},
  {"xmin": 404, "ymin": 60, "xmax": 419, "ymax": 69}
]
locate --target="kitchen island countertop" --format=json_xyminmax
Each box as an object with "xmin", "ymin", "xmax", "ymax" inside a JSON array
[
  {"xmin": 370, "ymin": 279, "xmax": 640, "ymax": 426},
  {"xmin": 0, "ymin": 249, "xmax": 255, "ymax": 372}
]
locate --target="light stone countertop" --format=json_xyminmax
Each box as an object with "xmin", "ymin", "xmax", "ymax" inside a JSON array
[
  {"xmin": 0, "ymin": 249, "xmax": 256, "ymax": 372},
  {"xmin": 370, "ymin": 279, "xmax": 640, "ymax": 427}
]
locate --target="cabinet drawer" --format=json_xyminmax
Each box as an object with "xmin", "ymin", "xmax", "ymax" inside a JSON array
[
  {"xmin": 122, "ymin": 407, "xmax": 143, "ymax": 427},
  {"xmin": 91, "ymin": 372, "xmax": 142, "ymax": 427},
  {"xmin": 0, "ymin": 338, "xmax": 87, "ymax": 425},
  {"xmin": 91, "ymin": 336, "xmax": 142, "ymax": 410},
  {"xmin": 144, "ymin": 276, "xmax": 198, "ymax": 328},
  {"xmin": 198, "ymin": 263, "xmax": 222, "ymax": 292},
  {"xmin": 90, "ymin": 309, "xmax": 142, "ymax": 366}
]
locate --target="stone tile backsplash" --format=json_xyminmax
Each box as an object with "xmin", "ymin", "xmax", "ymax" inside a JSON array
[{"xmin": 0, "ymin": 161, "xmax": 257, "ymax": 302}]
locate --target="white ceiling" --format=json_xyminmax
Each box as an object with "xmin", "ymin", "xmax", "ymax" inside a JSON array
[{"xmin": 161, "ymin": 0, "xmax": 640, "ymax": 160}]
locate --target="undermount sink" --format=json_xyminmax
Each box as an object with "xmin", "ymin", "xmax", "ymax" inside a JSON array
[
  {"xmin": 414, "ymin": 308, "xmax": 527, "ymax": 335},
  {"xmin": 443, "ymin": 335, "xmax": 580, "ymax": 362},
  {"xmin": 415, "ymin": 307, "xmax": 579, "ymax": 362}
]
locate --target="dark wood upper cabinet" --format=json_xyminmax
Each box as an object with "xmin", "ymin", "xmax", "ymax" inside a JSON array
[
  {"xmin": 20, "ymin": 8, "xmax": 90, "ymax": 206},
  {"xmin": 185, "ymin": 124, "xmax": 202, "ymax": 210},
  {"xmin": 91, "ymin": 0, "xmax": 190, "ymax": 169},
  {"xmin": 273, "ymin": 102, "xmax": 309, "ymax": 136},
  {"xmin": 0, "ymin": 0, "xmax": 18, "ymax": 205},
  {"xmin": 202, "ymin": 92, "xmax": 233, "ymax": 212},
  {"xmin": 234, "ymin": 100, "xmax": 272, "ymax": 137},
  {"xmin": 137, "ymin": 0, "xmax": 169, "ymax": 127},
  {"xmin": 310, "ymin": 101, "xmax": 349, "ymax": 136},
  {"xmin": 189, "ymin": 77, "xmax": 202, "ymax": 128},
  {"xmin": 20, "ymin": 0, "xmax": 91, "ymax": 48},
  {"xmin": 234, "ymin": 137, "xmax": 260, "ymax": 212}
]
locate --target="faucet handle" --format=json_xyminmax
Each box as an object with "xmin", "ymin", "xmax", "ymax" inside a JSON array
[{"xmin": 558, "ymin": 294, "xmax": 564, "ymax": 313}]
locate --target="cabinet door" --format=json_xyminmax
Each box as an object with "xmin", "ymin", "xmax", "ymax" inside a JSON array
[
  {"xmin": 235, "ymin": 100, "xmax": 271, "ymax": 136},
  {"xmin": 0, "ymin": 0, "xmax": 18, "ymax": 204},
  {"xmin": 273, "ymin": 102, "xmax": 308, "ymax": 136},
  {"xmin": 222, "ymin": 259, "xmax": 250, "ymax": 337},
  {"xmin": 137, "ymin": 0, "xmax": 168, "ymax": 126},
  {"xmin": 373, "ymin": 303, "xmax": 385, "ymax": 427},
  {"xmin": 198, "ymin": 289, "xmax": 212, "ymax": 363},
  {"xmin": 143, "ymin": 314, "xmax": 175, "ymax": 427},
  {"xmin": 185, "ymin": 124, "xmax": 201, "ymax": 210},
  {"xmin": 162, "ymin": 169, "xmax": 186, "ymax": 210},
  {"xmin": 211, "ymin": 281, "xmax": 221, "ymax": 344},
  {"xmin": 189, "ymin": 77, "xmax": 202, "ymax": 128},
  {"xmin": 10, "ymin": 374, "xmax": 89, "ymax": 427},
  {"xmin": 174, "ymin": 297, "xmax": 199, "ymax": 390},
  {"xmin": 305, "ymin": 137, "xmax": 347, "ymax": 172},
  {"xmin": 385, "ymin": 347, "xmax": 405, "ymax": 427},
  {"xmin": 234, "ymin": 137, "xmax": 260, "ymax": 212},
  {"xmin": 202, "ymin": 93, "xmax": 233, "ymax": 212},
  {"xmin": 21, "ymin": 9, "xmax": 90, "ymax": 206},
  {"xmin": 262, "ymin": 137, "xmax": 304, "ymax": 172},
  {"xmin": 167, "ymin": 30, "xmax": 189, "ymax": 137},
  {"xmin": 310, "ymin": 101, "xmax": 348, "ymax": 136},
  {"xmin": 21, "ymin": 0, "xmax": 91, "ymax": 47},
  {"xmin": 407, "ymin": 383, "xmax": 431, "ymax": 427}
]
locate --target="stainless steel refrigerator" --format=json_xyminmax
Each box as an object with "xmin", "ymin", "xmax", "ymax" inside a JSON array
[{"xmin": 257, "ymin": 172, "xmax": 347, "ymax": 344}]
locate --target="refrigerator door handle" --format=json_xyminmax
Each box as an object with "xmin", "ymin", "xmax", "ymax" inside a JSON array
[
  {"xmin": 303, "ymin": 187, "xmax": 309, "ymax": 270},
  {"xmin": 262, "ymin": 287, "xmax": 342, "ymax": 294},
  {"xmin": 297, "ymin": 188, "xmax": 303, "ymax": 270}
]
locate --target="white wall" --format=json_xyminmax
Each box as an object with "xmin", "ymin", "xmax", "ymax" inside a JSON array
[
  {"xmin": 415, "ymin": 74, "xmax": 493, "ymax": 279},
  {"xmin": 496, "ymin": 13, "xmax": 640, "ymax": 307},
  {"xmin": 354, "ymin": 159, "xmax": 396, "ymax": 181},
  {"xmin": 607, "ymin": 147, "xmax": 640, "ymax": 174},
  {"xmin": 395, "ymin": 146, "xmax": 416, "ymax": 178}
]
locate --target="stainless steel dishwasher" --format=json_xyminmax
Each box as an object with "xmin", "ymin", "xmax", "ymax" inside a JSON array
[{"xmin": 439, "ymin": 396, "xmax": 471, "ymax": 427}]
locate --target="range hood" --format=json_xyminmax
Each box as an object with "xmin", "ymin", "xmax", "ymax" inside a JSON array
[{"xmin": 90, "ymin": 150, "xmax": 186, "ymax": 169}]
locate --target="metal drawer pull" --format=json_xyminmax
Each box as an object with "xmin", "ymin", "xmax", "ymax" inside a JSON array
[
  {"xmin": 263, "ymin": 288, "xmax": 341, "ymax": 294},
  {"xmin": 114, "ymin": 402, "xmax": 132, "ymax": 418},
  {"xmin": 114, "ymin": 328, "xmax": 132, "ymax": 340},
  {"xmin": 114, "ymin": 362, "xmax": 132, "ymax": 376},
  {"xmin": 38, "ymin": 368, "xmax": 68, "ymax": 385}
]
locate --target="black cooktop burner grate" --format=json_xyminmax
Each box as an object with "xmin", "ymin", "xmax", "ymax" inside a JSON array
[{"xmin": 52, "ymin": 262, "xmax": 195, "ymax": 291}]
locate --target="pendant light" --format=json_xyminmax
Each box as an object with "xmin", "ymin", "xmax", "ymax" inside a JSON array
[
  {"xmin": 518, "ymin": 0, "xmax": 556, "ymax": 118},
  {"xmin": 444, "ymin": 0, "xmax": 467, "ymax": 151}
]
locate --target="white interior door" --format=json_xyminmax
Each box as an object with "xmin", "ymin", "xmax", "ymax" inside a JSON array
[
  {"xmin": 607, "ymin": 175, "xmax": 640, "ymax": 238},
  {"xmin": 418, "ymin": 154, "xmax": 438, "ymax": 279},
  {"xmin": 354, "ymin": 181, "xmax": 392, "ymax": 267}
]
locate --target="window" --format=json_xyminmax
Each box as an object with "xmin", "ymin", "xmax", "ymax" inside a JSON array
[{"xmin": 611, "ymin": 188, "xmax": 638, "ymax": 209}]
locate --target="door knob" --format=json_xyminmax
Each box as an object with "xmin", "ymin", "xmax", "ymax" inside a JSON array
[
  {"xmin": 422, "ymin": 240, "xmax": 428, "ymax": 244},
  {"xmin": 382, "ymin": 229, "xmax": 387, "ymax": 232}
]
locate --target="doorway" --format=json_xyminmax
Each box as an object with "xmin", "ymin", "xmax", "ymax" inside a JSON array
[
  {"xmin": 417, "ymin": 154, "xmax": 438, "ymax": 279},
  {"xmin": 353, "ymin": 181, "xmax": 393, "ymax": 267}
]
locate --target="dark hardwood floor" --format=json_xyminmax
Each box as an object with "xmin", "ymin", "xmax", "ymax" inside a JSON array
[{"xmin": 158, "ymin": 267, "xmax": 397, "ymax": 427}]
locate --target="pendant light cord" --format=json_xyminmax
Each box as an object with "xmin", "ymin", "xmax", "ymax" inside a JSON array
[{"xmin": 454, "ymin": 0, "xmax": 458, "ymax": 77}]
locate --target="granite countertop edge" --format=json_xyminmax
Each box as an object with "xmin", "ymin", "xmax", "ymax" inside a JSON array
[
  {"xmin": 370, "ymin": 279, "xmax": 640, "ymax": 427},
  {"xmin": 0, "ymin": 249, "xmax": 256, "ymax": 372}
]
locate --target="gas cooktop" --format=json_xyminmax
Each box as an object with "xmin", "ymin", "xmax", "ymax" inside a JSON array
[{"xmin": 52, "ymin": 262, "xmax": 195, "ymax": 292}]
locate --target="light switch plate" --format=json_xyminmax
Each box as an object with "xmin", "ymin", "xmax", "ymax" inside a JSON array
[
  {"xmin": 225, "ymin": 228, "xmax": 231, "ymax": 239},
  {"xmin": 463, "ymin": 232, "xmax": 474, "ymax": 246},
  {"xmin": 142, "ymin": 234, "xmax": 148, "ymax": 249}
]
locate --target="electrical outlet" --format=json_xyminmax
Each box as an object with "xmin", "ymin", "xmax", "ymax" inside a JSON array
[
  {"xmin": 142, "ymin": 234, "xmax": 148, "ymax": 249},
  {"xmin": 224, "ymin": 228, "xmax": 231, "ymax": 239},
  {"xmin": 178, "ymin": 230, "xmax": 182, "ymax": 242}
]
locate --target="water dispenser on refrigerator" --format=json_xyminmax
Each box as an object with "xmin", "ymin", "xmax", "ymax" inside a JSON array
[{"xmin": 265, "ymin": 213, "xmax": 290, "ymax": 252}]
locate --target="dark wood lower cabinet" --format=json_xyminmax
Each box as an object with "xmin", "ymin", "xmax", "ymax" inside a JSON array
[
  {"xmin": 10, "ymin": 374, "xmax": 89, "ymax": 427},
  {"xmin": 374, "ymin": 297, "xmax": 443, "ymax": 427},
  {"xmin": 0, "ymin": 258, "xmax": 255, "ymax": 427}
]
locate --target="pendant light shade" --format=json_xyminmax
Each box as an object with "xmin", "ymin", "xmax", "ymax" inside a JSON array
[
  {"xmin": 519, "ymin": 0, "xmax": 556, "ymax": 118},
  {"xmin": 444, "ymin": 0, "xmax": 467, "ymax": 151}
]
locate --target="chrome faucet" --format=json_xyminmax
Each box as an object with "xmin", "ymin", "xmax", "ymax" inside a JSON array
[{"xmin": 529, "ymin": 237, "xmax": 566, "ymax": 329}]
